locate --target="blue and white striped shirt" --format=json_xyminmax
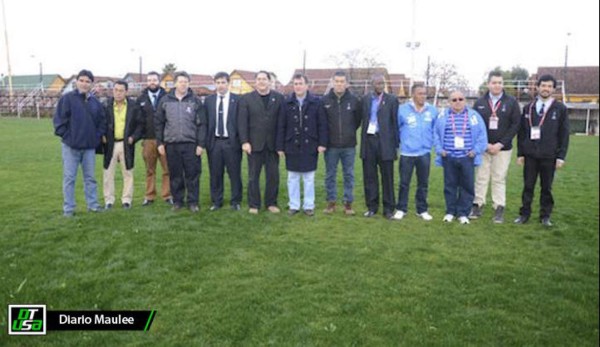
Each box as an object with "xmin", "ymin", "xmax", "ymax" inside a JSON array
[{"xmin": 443, "ymin": 110, "xmax": 473, "ymax": 158}]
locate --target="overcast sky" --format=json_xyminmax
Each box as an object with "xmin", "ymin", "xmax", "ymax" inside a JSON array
[{"xmin": 1, "ymin": 0, "xmax": 598, "ymax": 87}]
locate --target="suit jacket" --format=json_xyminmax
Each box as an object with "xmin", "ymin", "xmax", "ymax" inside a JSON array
[
  {"xmin": 135, "ymin": 87, "xmax": 166, "ymax": 139},
  {"xmin": 238, "ymin": 90, "xmax": 285, "ymax": 152},
  {"xmin": 204, "ymin": 92, "xmax": 241, "ymax": 151},
  {"xmin": 360, "ymin": 92, "xmax": 399, "ymax": 161},
  {"xmin": 103, "ymin": 97, "xmax": 142, "ymax": 170}
]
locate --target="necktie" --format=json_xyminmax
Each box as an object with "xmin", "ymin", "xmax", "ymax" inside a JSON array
[
  {"xmin": 217, "ymin": 95, "xmax": 224, "ymax": 137},
  {"xmin": 539, "ymin": 103, "xmax": 545, "ymax": 117},
  {"xmin": 151, "ymin": 93, "xmax": 158, "ymax": 109}
]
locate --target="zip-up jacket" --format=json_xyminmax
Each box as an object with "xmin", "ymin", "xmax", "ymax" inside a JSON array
[
  {"xmin": 53, "ymin": 90, "xmax": 107, "ymax": 150},
  {"xmin": 321, "ymin": 89, "xmax": 362, "ymax": 148},
  {"xmin": 154, "ymin": 88, "xmax": 207, "ymax": 147},
  {"xmin": 517, "ymin": 99, "xmax": 569, "ymax": 160},
  {"xmin": 473, "ymin": 91, "xmax": 521, "ymax": 150},
  {"xmin": 398, "ymin": 101, "xmax": 438, "ymax": 156}
]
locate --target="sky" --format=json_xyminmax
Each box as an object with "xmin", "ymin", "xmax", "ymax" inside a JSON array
[{"xmin": 1, "ymin": 0, "xmax": 598, "ymax": 88}]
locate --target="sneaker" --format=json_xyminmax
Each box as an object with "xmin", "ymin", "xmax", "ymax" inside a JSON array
[
  {"xmin": 189, "ymin": 205, "xmax": 199, "ymax": 213},
  {"xmin": 469, "ymin": 204, "xmax": 482, "ymax": 219},
  {"xmin": 231, "ymin": 204, "xmax": 241, "ymax": 211},
  {"xmin": 323, "ymin": 201, "xmax": 336, "ymax": 214},
  {"xmin": 142, "ymin": 199, "xmax": 154, "ymax": 206},
  {"xmin": 105, "ymin": 203, "xmax": 113, "ymax": 209},
  {"xmin": 344, "ymin": 202, "xmax": 356, "ymax": 216},
  {"xmin": 87, "ymin": 207, "xmax": 104, "ymax": 213},
  {"xmin": 391, "ymin": 210, "xmax": 405, "ymax": 220},
  {"xmin": 363, "ymin": 210, "xmax": 376, "ymax": 218},
  {"xmin": 541, "ymin": 217, "xmax": 553, "ymax": 227},
  {"xmin": 267, "ymin": 206, "xmax": 281, "ymax": 214},
  {"xmin": 493, "ymin": 206, "xmax": 504, "ymax": 224},
  {"xmin": 248, "ymin": 208, "xmax": 259, "ymax": 214},
  {"xmin": 458, "ymin": 216, "xmax": 470, "ymax": 224},
  {"xmin": 304, "ymin": 209, "xmax": 315, "ymax": 217},
  {"xmin": 417, "ymin": 211, "xmax": 433, "ymax": 221},
  {"xmin": 288, "ymin": 209, "xmax": 299, "ymax": 216},
  {"xmin": 443, "ymin": 214, "xmax": 454, "ymax": 223},
  {"xmin": 123, "ymin": 203, "xmax": 131, "ymax": 210},
  {"xmin": 514, "ymin": 215, "xmax": 529, "ymax": 224},
  {"xmin": 165, "ymin": 198, "xmax": 174, "ymax": 205}
]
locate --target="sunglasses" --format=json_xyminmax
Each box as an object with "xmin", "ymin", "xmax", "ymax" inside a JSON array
[{"xmin": 451, "ymin": 98, "xmax": 465, "ymax": 102}]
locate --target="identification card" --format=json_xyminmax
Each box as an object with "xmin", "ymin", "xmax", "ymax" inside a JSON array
[
  {"xmin": 454, "ymin": 136, "xmax": 465, "ymax": 149},
  {"xmin": 489, "ymin": 116, "xmax": 498, "ymax": 130},
  {"xmin": 530, "ymin": 126, "xmax": 541, "ymax": 140},
  {"xmin": 367, "ymin": 122, "xmax": 377, "ymax": 135}
]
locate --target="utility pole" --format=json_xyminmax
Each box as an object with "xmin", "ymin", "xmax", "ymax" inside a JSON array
[
  {"xmin": 563, "ymin": 32, "xmax": 571, "ymax": 102},
  {"xmin": 1, "ymin": 0, "xmax": 14, "ymax": 107}
]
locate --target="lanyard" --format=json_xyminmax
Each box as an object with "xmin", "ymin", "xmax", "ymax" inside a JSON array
[
  {"xmin": 528, "ymin": 100, "xmax": 553, "ymax": 128},
  {"xmin": 488, "ymin": 99, "xmax": 501, "ymax": 117},
  {"xmin": 450, "ymin": 110, "xmax": 468, "ymax": 137}
]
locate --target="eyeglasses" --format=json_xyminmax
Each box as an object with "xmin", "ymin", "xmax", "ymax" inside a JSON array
[{"xmin": 451, "ymin": 98, "xmax": 465, "ymax": 102}]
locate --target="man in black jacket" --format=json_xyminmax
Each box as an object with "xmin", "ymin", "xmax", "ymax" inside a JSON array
[
  {"xmin": 321, "ymin": 71, "xmax": 362, "ymax": 215},
  {"xmin": 514, "ymin": 74, "xmax": 569, "ymax": 227},
  {"xmin": 155, "ymin": 71, "xmax": 207, "ymax": 212},
  {"xmin": 136, "ymin": 71, "xmax": 172, "ymax": 206},
  {"xmin": 470, "ymin": 71, "xmax": 521, "ymax": 223},
  {"xmin": 360, "ymin": 75, "xmax": 398, "ymax": 219},
  {"xmin": 102, "ymin": 80, "xmax": 142, "ymax": 209},
  {"xmin": 204, "ymin": 72, "xmax": 243, "ymax": 211},
  {"xmin": 238, "ymin": 71, "xmax": 285, "ymax": 214}
]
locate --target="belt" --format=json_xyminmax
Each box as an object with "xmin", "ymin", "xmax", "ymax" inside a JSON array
[
  {"xmin": 114, "ymin": 139, "xmax": 124, "ymax": 142},
  {"xmin": 367, "ymin": 133, "xmax": 379, "ymax": 137},
  {"xmin": 215, "ymin": 136, "xmax": 229, "ymax": 140}
]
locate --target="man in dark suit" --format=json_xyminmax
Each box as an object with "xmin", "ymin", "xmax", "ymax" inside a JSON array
[
  {"xmin": 102, "ymin": 80, "xmax": 142, "ymax": 209},
  {"xmin": 238, "ymin": 71, "xmax": 285, "ymax": 214},
  {"xmin": 360, "ymin": 75, "xmax": 399, "ymax": 219},
  {"xmin": 204, "ymin": 72, "xmax": 243, "ymax": 211}
]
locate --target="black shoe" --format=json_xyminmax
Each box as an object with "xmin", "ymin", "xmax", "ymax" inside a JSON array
[
  {"xmin": 304, "ymin": 209, "xmax": 315, "ymax": 217},
  {"xmin": 165, "ymin": 198, "xmax": 174, "ymax": 205},
  {"xmin": 231, "ymin": 204, "xmax": 241, "ymax": 211},
  {"xmin": 123, "ymin": 203, "xmax": 131, "ymax": 210},
  {"xmin": 189, "ymin": 205, "xmax": 199, "ymax": 213},
  {"xmin": 384, "ymin": 212, "xmax": 394, "ymax": 220},
  {"xmin": 105, "ymin": 203, "xmax": 113, "ymax": 209},
  {"xmin": 172, "ymin": 204, "xmax": 182, "ymax": 212},
  {"xmin": 209, "ymin": 205, "xmax": 221, "ymax": 212},
  {"xmin": 363, "ymin": 210, "xmax": 376, "ymax": 218},
  {"xmin": 142, "ymin": 199, "xmax": 154, "ymax": 206},
  {"xmin": 288, "ymin": 209, "xmax": 299, "ymax": 216},
  {"xmin": 541, "ymin": 217, "xmax": 553, "ymax": 227},
  {"xmin": 493, "ymin": 206, "xmax": 504, "ymax": 224},
  {"xmin": 469, "ymin": 204, "xmax": 482, "ymax": 219},
  {"xmin": 514, "ymin": 215, "xmax": 529, "ymax": 224}
]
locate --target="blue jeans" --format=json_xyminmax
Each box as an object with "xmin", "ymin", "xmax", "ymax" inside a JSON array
[
  {"xmin": 287, "ymin": 171, "xmax": 315, "ymax": 210},
  {"xmin": 324, "ymin": 147, "xmax": 356, "ymax": 203},
  {"xmin": 62, "ymin": 143, "xmax": 100, "ymax": 213},
  {"xmin": 396, "ymin": 153, "xmax": 430, "ymax": 214},
  {"xmin": 442, "ymin": 156, "xmax": 475, "ymax": 217}
]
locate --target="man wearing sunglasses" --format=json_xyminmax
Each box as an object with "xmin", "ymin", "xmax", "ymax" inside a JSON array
[{"xmin": 433, "ymin": 91, "xmax": 488, "ymax": 224}]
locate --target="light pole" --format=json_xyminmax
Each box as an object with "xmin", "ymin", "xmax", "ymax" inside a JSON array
[
  {"xmin": 563, "ymin": 32, "xmax": 571, "ymax": 102},
  {"xmin": 1, "ymin": 0, "xmax": 14, "ymax": 103},
  {"xmin": 130, "ymin": 48, "xmax": 143, "ymax": 85},
  {"xmin": 405, "ymin": 0, "xmax": 420, "ymax": 88},
  {"xmin": 30, "ymin": 54, "xmax": 43, "ymax": 90}
]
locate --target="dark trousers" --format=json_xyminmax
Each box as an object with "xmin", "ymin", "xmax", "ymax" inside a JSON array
[
  {"xmin": 166, "ymin": 143, "xmax": 201, "ymax": 206},
  {"xmin": 207, "ymin": 138, "xmax": 242, "ymax": 207},
  {"xmin": 247, "ymin": 149, "xmax": 279, "ymax": 209},
  {"xmin": 519, "ymin": 156, "xmax": 556, "ymax": 219},
  {"xmin": 396, "ymin": 153, "xmax": 430, "ymax": 214},
  {"xmin": 362, "ymin": 135, "xmax": 395, "ymax": 215},
  {"xmin": 442, "ymin": 156, "xmax": 474, "ymax": 217}
]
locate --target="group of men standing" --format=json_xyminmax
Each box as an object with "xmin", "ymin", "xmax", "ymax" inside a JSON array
[{"xmin": 53, "ymin": 69, "xmax": 569, "ymax": 226}]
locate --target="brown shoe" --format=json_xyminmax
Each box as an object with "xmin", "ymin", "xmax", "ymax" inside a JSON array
[
  {"xmin": 323, "ymin": 201, "xmax": 336, "ymax": 214},
  {"xmin": 248, "ymin": 208, "xmax": 259, "ymax": 214},
  {"xmin": 267, "ymin": 206, "xmax": 281, "ymax": 213},
  {"xmin": 344, "ymin": 202, "xmax": 355, "ymax": 216}
]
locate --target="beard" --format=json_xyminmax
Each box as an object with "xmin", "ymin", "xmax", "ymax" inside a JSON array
[{"xmin": 148, "ymin": 85, "xmax": 160, "ymax": 93}]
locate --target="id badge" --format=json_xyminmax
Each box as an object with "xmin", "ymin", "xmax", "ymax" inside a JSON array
[
  {"xmin": 367, "ymin": 122, "xmax": 377, "ymax": 135},
  {"xmin": 489, "ymin": 116, "xmax": 498, "ymax": 130},
  {"xmin": 530, "ymin": 126, "xmax": 541, "ymax": 140},
  {"xmin": 454, "ymin": 136, "xmax": 465, "ymax": 149}
]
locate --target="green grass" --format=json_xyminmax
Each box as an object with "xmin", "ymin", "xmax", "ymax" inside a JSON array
[{"xmin": 0, "ymin": 117, "xmax": 598, "ymax": 346}]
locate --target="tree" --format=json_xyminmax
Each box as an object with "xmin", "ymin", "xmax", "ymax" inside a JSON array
[
  {"xmin": 479, "ymin": 65, "xmax": 530, "ymax": 97},
  {"xmin": 328, "ymin": 48, "xmax": 386, "ymax": 94},
  {"xmin": 162, "ymin": 63, "xmax": 177, "ymax": 76},
  {"xmin": 428, "ymin": 61, "xmax": 469, "ymax": 96}
]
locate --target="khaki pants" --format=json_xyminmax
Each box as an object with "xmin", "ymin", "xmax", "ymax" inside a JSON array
[
  {"xmin": 474, "ymin": 149, "xmax": 512, "ymax": 209},
  {"xmin": 142, "ymin": 139, "xmax": 171, "ymax": 201},
  {"xmin": 103, "ymin": 141, "xmax": 134, "ymax": 205}
]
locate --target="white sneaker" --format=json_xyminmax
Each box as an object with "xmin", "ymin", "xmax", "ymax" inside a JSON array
[
  {"xmin": 417, "ymin": 211, "xmax": 433, "ymax": 221},
  {"xmin": 443, "ymin": 214, "xmax": 454, "ymax": 222},
  {"xmin": 458, "ymin": 216, "xmax": 470, "ymax": 224},
  {"xmin": 391, "ymin": 210, "xmax": 405, "ymax": 220}
]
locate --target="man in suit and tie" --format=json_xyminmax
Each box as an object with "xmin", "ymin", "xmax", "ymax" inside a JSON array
[
  {"xmin": 102, "ymin": 80, "xmax": 142, "ymax": 209},
  {"xmin": 238, "ymin": 71, "xmax": 285, "ymax": 214},
  {"xmin": 136, "ymin": 71, "xmax": 172, "ymax": 206},
  {"xmin": 204, "ymin": 72, "xmax": 243, "ymax": 211},
  {"xmin": 360, "ymin": 75, "xmax": 399, "ymax": 219}
]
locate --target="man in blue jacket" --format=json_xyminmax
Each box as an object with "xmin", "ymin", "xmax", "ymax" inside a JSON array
[
  {"xmin": 392, "ymin": 84, "xmax": 438, "ymax": 221},
  {"xmin": 53, "ymin": 69, "xmax": 107, "ymax": 217},
  {"xmin": 434, "ymin": 90, "xmax": 488, "ymax": 224}
]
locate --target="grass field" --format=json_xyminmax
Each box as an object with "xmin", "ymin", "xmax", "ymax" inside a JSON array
[{"xmin": 0, "ymin": 117, "xmax": 598, "ymax": 346}]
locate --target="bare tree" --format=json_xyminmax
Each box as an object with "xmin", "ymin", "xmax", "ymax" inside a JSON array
[
  {"xmin": 429, "ymin": 62, "xmax": 469, "ymax": 95},
  {"xmin": 328, "ymin": 48, "xmax": 385, "ymax": 81}
]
